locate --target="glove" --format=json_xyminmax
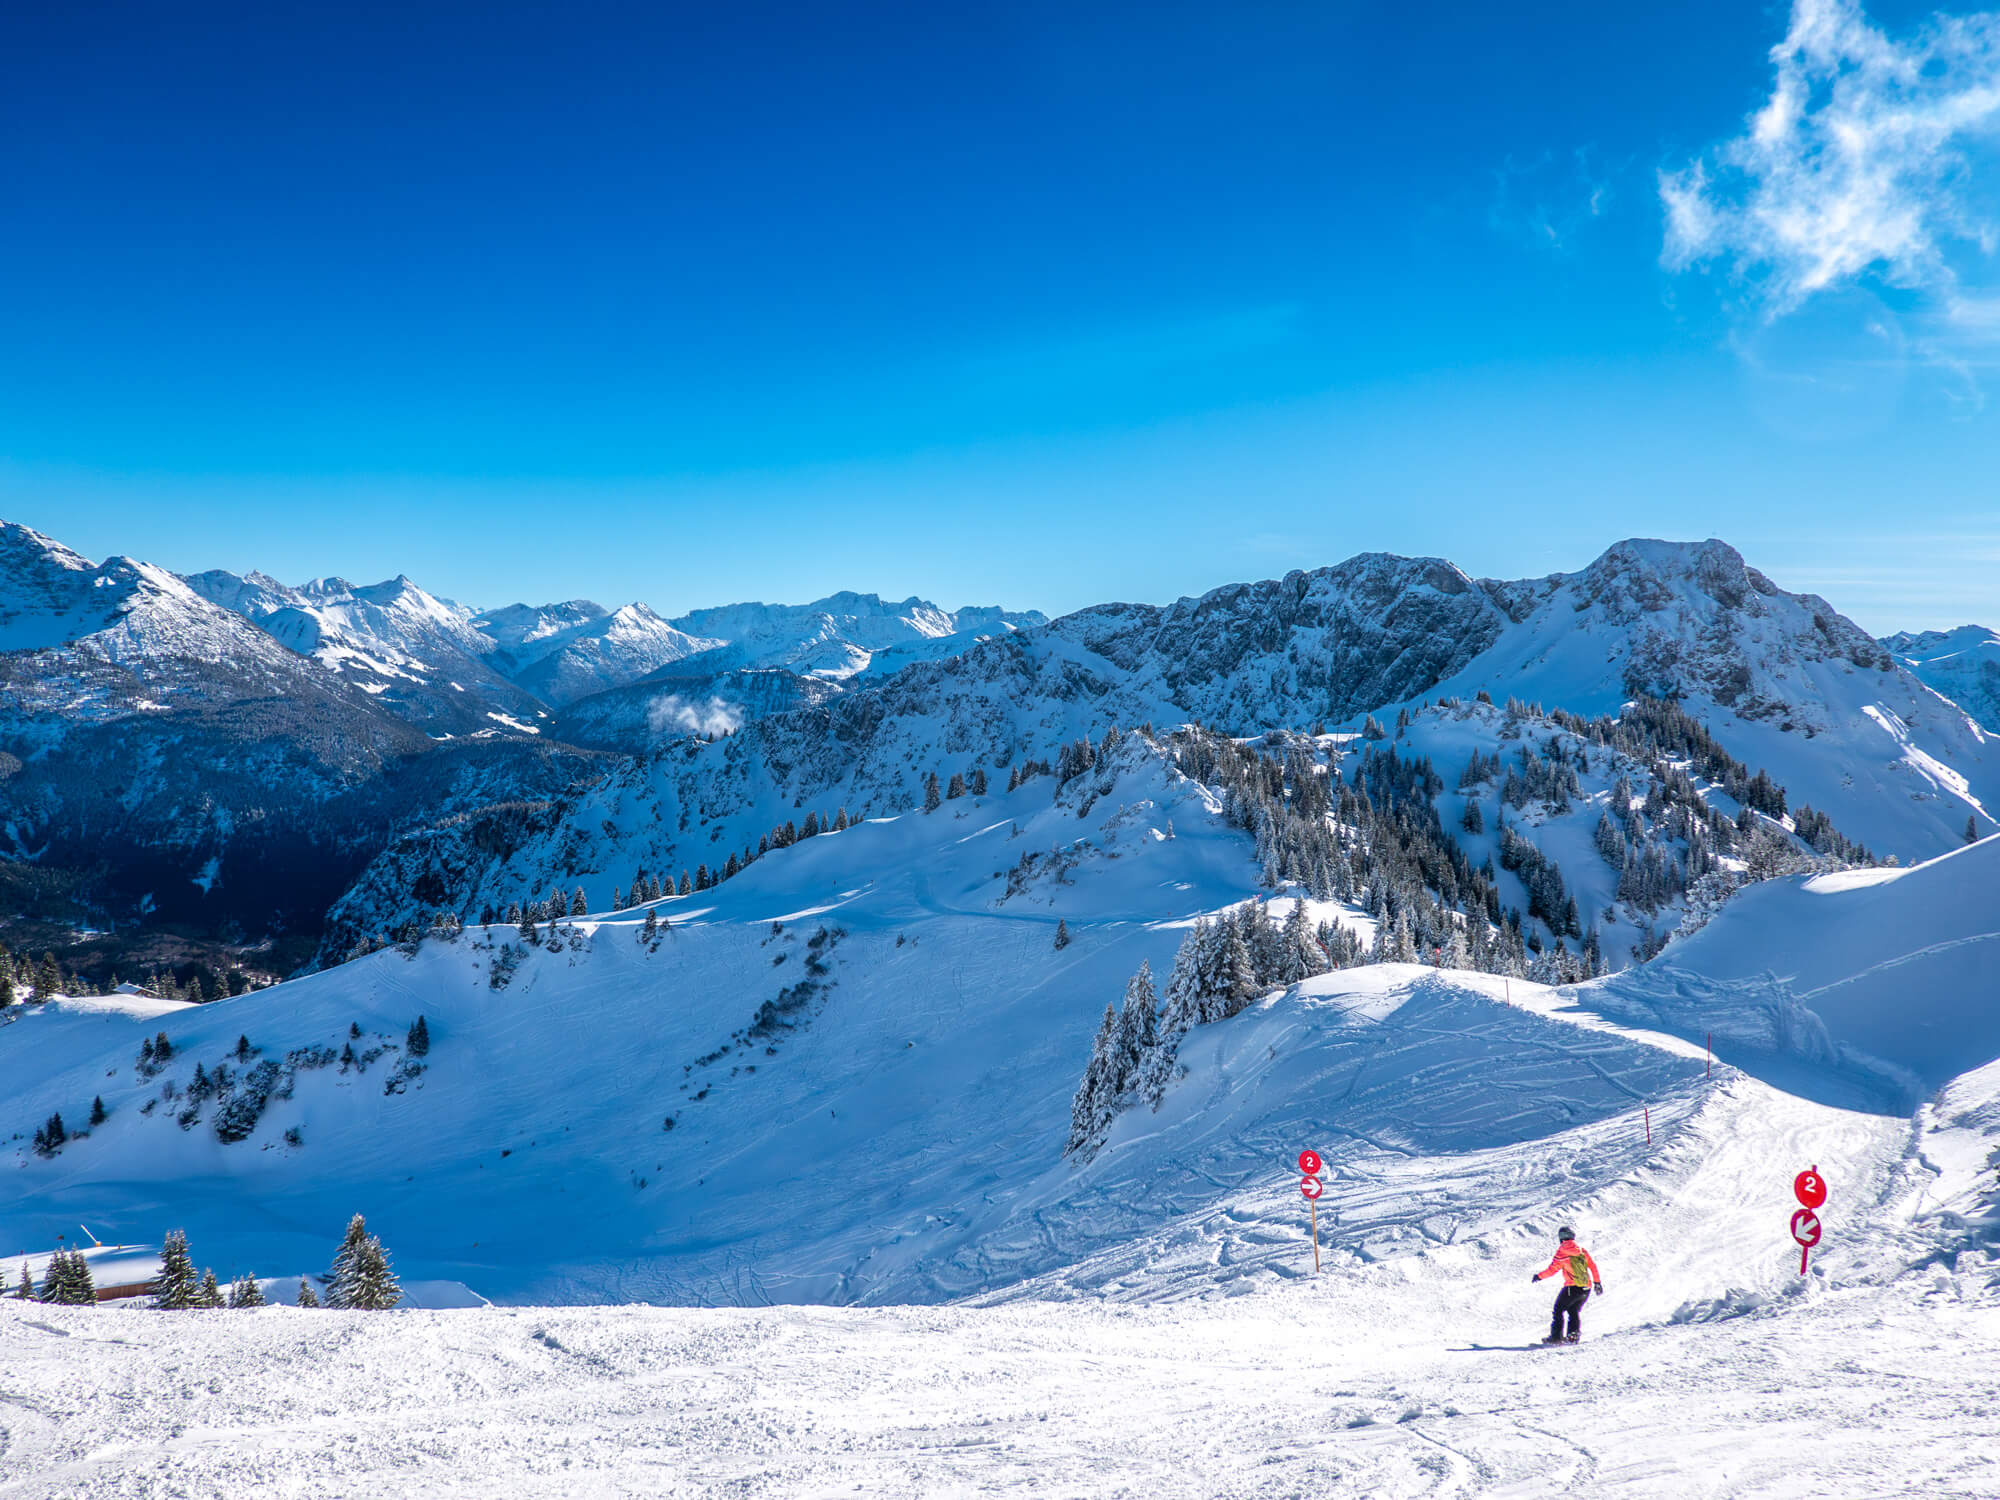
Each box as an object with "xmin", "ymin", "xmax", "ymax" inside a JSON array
[
  {"xmin": 1593, "ymin": 1284, "xmax": 1605, "ymax": 1296},
  {"xmin": 1529, "ymin": 1274, "xmax": 1539, "ymax": 1284}
]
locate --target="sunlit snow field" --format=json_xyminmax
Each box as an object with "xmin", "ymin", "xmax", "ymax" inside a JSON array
[{"xmin": 4, "ymin": 762, "xmax": 1998, "ymax": 1496}]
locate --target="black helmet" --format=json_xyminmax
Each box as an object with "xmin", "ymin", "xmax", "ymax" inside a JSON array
[{"xmin": 1558, "ymin": 1225, "xmax": 1575, "ymax": 1240}]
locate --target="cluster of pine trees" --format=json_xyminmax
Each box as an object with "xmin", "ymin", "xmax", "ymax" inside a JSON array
[
  {"xmin": 0, "ymin": 945, "xmax": 77, "ymax": 1005},
  {"xmin": 17, "ymin": 1249, "xmax": 95, "ymax": 1303},
  {"xmin": 1172, "ymin": 726, "xmax": 1554, "ymax": 978},
  {"xmin": 143, "ymin": 1215, "xmax": 400, "ymax": 1312},
  {"xmin": 1067, "ymin": 899, "xmax": 1345, "ymax": 1158},
  {"xmin": 922, "ymin": 768, "xmax": 988, "ymax": 811}
]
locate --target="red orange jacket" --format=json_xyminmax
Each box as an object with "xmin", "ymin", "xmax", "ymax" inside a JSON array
[{"xmin": 1535, "ymin": 1239, "xmax": 1601, "ymax": 1289}]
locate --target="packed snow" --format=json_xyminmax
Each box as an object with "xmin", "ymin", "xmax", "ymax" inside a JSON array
[{"xmin": 4, "ymin": 762, "xmax": 1998, "ymax": 1493}]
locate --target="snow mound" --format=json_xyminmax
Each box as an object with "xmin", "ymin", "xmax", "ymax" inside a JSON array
[{"xmin": 1598, "ymin": 835, "xmax": 2000, "ymax": 1102}]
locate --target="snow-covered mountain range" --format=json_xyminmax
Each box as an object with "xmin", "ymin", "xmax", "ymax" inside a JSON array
[
  {"xmin": 2, "ymin": 519, "xmax": 1993, "ymax": 978},
  {"xmin": 1884, "ymin": 623, "xmax": 2000, "ymax": 734}
]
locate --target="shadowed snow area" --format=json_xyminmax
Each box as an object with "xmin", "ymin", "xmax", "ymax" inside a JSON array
[
  {"xmin": 3, "ymin": 759, "xmax": 1998, "ymax": 1495},
  {"xmin": 1591, "ymin": 835, "xmax": 2000, "ymax": 1109}
]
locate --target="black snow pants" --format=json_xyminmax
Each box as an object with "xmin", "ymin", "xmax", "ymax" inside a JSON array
[{"xmin": 1550, "ymin": 1284, "xmax": 1589, "ymax": 1340}]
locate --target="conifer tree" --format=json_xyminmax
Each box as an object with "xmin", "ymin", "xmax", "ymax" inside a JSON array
[
  {"xmin": 923, "ymin": 771, "xmax": 942, "ymax": 813},
  {"xmin": 642, "ymin": 907, "xmax": 659, "ymax": 941},
  {"xmin": 15, "ymin": 1260, "xmax": 32, "ymax": 1300},
  {"xmin": 1969, "ymin": 816, "xmax": 1981, "ymax": 845},
  {"xmin": 406, "ymin": 1016, "xmax": 430, "ymax": 1057},
  {"xmin": 1064, "ymin": 1003, "xmax": 1120, "ymax": 1156},
  {"xmin": 678, "ymin": 872, "xmax": 691, "ymax": 896},
  {"xmin": 1109, "ymin": 962, "xmax": 1157, "ymax": 1098},
  {"xmin": 833, "ymin": 808, "xmax": 849, "ymax": 832},
  {"xmin": 296, "ymin": 1278, "xmax": 320, "ymax": 1308},
  {"xmin": 35, "ymin": 952, "xmax": 60, "ymax": 1001},
  {"xmin": 572, "ymin": 888, "xmax": 588, "ymax": 917},
  {"xmin": 57, "ymin": 1250, "xmax": 95, "ymax": 1305},
  {"xmin": 36, "ymin": 1250, "xmax": 66, "ymax": 1304},
  {"xmin": 1280, "ymin": 901, "xmax": 1327, "ymax": 983},
  {"xmin": 336, "ymin": 1225, "xmax": 402, "ymax": 1311},
  {"xmin": 1053, "ymin": 919, "xmax": 1070, "ymax": 950},
  {"xmin": 196, "ymin": 1269, "xmax": 225, "ymax": 1308},
  {"xmin": 0, "ymin": 965, "xmax": 12, "ymax": 1009},
  {"xmin": 154, "ymin": 1230, "xmax": 198, "ymax": 1310},
  {"xmin": 325, "ymin": 1214, "xmax": 370, "ymax": 1307},
  {"xmin": 969, "ymin": 767, "xmax": 987, "ymax": 796},
  {"xmin": 228, "ymin": 1274, "xmax": 267, "ymax": 1309},
  {"xmin": 90, "ymin": 1095, "xmax": 107, "ymax": 1126},
  {"xmin": 947, "ymin": 772, "xmax": 966, "ymax": 800}
]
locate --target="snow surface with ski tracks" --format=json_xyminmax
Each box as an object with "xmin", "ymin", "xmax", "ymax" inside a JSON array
[{"xmin": 3, "ymin": 754, "xmax": 1997, "ymax": 1497}]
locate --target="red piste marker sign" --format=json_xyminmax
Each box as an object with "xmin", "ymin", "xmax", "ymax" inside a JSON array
[
  {"xmin": 1792, "ymin": 1166, "xmax": 1827, "ymax": 1274},
  {"xmin": 1297, "ymin": 1149, "xmax": 1324, "ymax": 1273}
]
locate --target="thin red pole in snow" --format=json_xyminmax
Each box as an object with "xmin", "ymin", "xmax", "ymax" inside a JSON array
[
  {"xmin": 1644, "ymin": 1105, "xmax": 1650, "ymax": 1144},
  {"xmin": 1706, "ymin": 1032, "xmax": 1712, "ymax": 1078}
]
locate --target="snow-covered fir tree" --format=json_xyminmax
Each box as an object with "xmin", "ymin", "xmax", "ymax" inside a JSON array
[
  {"xmin": 228, "ymin": 1274, "xmax": 266, "ymax": 1308},
  {"xmin": 1064, "ymin": 1003, "xmax": 1121, "ymax": 1157},
  {"xmin": 325, "ymin": 1214, "xmax": 402, "ymax": 1309}
]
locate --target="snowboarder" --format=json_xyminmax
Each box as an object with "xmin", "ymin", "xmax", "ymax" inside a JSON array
[{"xmin": 1531, "ymin": 1226, "xmax": 1603, "ymax": 1344}]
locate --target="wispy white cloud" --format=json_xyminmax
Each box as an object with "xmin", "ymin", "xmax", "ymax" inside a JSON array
[
  {"xmin": 1661, "ymin": 0, "xmax": 2000, "ymax": 314},
  {"xmin": 1490, "ymin": 148, "xmax": 1619, "ymax": 253}
]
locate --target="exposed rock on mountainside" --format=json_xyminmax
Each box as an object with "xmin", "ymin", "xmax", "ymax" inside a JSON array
[
  {"xmin": 1044, "ymin": 553, "xmax": 1507, "ymax": 730},
  {"xmin": 1415, "ymin": 539, "xmax": 1994, "ymax": 858}
]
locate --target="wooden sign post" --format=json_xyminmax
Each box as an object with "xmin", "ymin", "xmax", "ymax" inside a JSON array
[{"xmin": 1298, "ymin": 1149, "xmax": 1324, "ymax": 1273}]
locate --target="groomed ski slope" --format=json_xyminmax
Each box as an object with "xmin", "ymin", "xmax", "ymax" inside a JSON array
[
  {"xmin": 4, "ymin": 1030, "xmax": 1996, "ymax": 1496},
  {"xmin": 3, "ymin": 766, "xmax": 1997, "ymax": 1494}
]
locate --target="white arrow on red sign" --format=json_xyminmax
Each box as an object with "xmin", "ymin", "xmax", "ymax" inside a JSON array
[{"xmin": 1300, "ymin": 1175, "xmax": 1324, "ymax": 1200}]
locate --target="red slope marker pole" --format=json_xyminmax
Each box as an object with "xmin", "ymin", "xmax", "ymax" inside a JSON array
[
  {"xmin": 1706, "ymin": 1032, "xmax": 1712, "ymax": 1079},
  {"xmin": 1644, "ymin": 1105, "xmax": 1650, "ymax": 1145}
]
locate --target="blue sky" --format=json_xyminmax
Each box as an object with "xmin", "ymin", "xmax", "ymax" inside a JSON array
[{"xmin": 2, "ymin": 0, "xmax": 1996, "ymax": 629}]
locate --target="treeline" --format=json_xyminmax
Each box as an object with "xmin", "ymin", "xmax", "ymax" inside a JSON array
[{"xmin": 13, "ymin": 1214, "xmax": 401, "ymax": 1312}]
